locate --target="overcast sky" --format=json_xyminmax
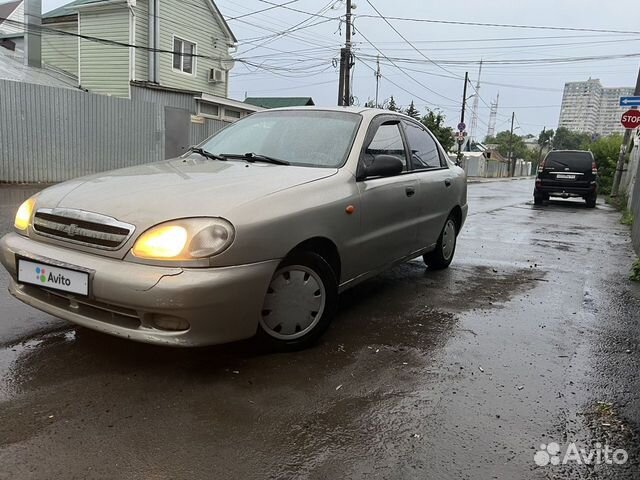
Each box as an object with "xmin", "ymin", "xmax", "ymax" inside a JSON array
[{"xmin": 42, "ymin": 0, "xmax": 640, "ymax": 136}]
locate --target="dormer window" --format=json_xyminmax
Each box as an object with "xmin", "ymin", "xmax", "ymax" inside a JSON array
[{"xmin": 173, "ymin": 37, "xmax": 196, "ymax": 75}]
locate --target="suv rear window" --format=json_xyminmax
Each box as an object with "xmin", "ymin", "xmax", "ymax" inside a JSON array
[{"xmin": 544, "ymin": 152, "xmax": 592, "ymax": 171}]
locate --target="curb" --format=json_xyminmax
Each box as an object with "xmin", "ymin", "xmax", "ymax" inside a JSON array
[{"xmin": 467, "ymin": 176, "xmax": 533, "ymax": 184}]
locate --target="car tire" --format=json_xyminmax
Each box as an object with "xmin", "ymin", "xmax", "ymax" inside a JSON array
[
  {"xmin": 257, "ymin": 251, "xmax": 338, "ymax": 351},
  {"xmin": 586, "ymin": 195, "xmax": 596, "ymax": 208},
  {"xmin": 423, "ymin": 214, "xmax": 457, "ymax": 270},
  {"xmin": 534, "ymin": 194, "xmax": 544, "ymax": 206}
]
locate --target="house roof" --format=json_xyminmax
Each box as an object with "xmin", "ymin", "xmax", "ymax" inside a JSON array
[
  {"xmin": 43, "ymin": 0, "xmax": 237, "ymax": 43},
  {"xmin": 244, "ymin": 97, "xmax": 316, "ymax": 109},
  {"xmin": 43, "ymin": 0, "xmax": 96, "ymax": 20},
  {"xmin": 0, "ymin": 48, "xmax": 79, "ymax": 88},
  {"xmin": 0, "ymin": 0, "xmax": 21, "ymax": 25}
]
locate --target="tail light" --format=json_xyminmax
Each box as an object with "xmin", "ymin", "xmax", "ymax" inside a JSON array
[
  {"xmin": 538, "ymin": 159, "xmax": 546, "ymax": 173},
  {"xmin": 592, "ymin": 161, "xmax": 598, "ymax": 174}
]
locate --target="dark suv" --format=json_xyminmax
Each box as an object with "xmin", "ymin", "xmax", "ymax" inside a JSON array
[{"xmin": 534, "ymin": 150, "xmax": 597, "ymax": 208}]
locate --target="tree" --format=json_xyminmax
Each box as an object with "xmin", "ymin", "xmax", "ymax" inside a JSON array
[
  {"xmin": 420, "ymin": 109, "xmax": 454, "ymax": 152},
  {"xmin": 405, "ymin": 101, "xmax": 420, "ymax": 120},
  {"xmin": 485, "ymin": 130, "xmax": 528, "ymax": 160},
  {"xmin": 538, "ymin": 128, "xmax": 554, "ymax": 148},
  {"xmin": 589, "ymin": 134, "xmax": 622, "ymax": 195},
  {"xmin": 552, "ymin": 127, "xmax": 590, "ymax": 150},
  {"xmin": 386, "ymin": 95, "xmax": 398, "ymax": 112}
]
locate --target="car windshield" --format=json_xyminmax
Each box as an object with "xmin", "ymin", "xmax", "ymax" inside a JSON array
[
  {"xmin": 199, "ymin": 110, "xmax": 362, "ymax": 168},
  {"xmin": 545, "ymin": 151, "xmax": 593, "ymax": 171}
]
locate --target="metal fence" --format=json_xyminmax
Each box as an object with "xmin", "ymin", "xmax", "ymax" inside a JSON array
[
  {"xmin": 0, "ymin": 80, "xmax": 163, "ymax": 183},
  {"xmin": 626, "ymin": 131, "xmax": 640, "ymax": 254},
  {"xmin": 0, "ymin": 80, "xmax": 229, "ymax": 183}
]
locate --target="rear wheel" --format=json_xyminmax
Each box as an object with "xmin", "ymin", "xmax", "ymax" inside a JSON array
[
  {"xmin": 423, "ymin": 215, "xmax": 457, "ymax": 270},
  {"xmin": 257, "ymin": 251, "xmax": 338, "ymax": 350},
  {"xmin": 586, "ymin": 194, "xmax": 596, "ymax": 208},
  {"xmin": 534, "ymin": 194, "xmax": 544, "ymax": 206}
]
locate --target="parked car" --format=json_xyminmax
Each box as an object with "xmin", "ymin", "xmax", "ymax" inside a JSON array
[
  {"xmin": 0, "ymin": 107, "xmax": 468, "ymax": 349},
  {"xmin": 534, "ymin": 150, "xmax": 598, "ymax": 207}
]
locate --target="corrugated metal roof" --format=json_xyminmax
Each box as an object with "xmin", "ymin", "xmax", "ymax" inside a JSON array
[
  {"xmin": 244, "ymin": 97, "xmax": 316, "ymax": 109},
  {"xmin": 0, "ymin": 48, "xmax": 79, "ymax": 88}
]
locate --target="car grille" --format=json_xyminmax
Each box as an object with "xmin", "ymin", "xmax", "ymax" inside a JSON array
[{"xmin": 33, "ymin": 208, "xmax": 134, "ymax": 250}]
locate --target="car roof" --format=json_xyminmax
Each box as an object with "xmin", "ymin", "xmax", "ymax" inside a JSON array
[
  {"xmin": 548, "ymin": 150, "xmax": 592, "ymax": 154},
  {"xmin": 259, "ymin": 105, "xmax": 414, "ymax": 120}
]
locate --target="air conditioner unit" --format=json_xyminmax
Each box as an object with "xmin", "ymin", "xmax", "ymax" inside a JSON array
[{"xmin": 208, "ymin": 68, "xmax": 224, "ymax": 83}]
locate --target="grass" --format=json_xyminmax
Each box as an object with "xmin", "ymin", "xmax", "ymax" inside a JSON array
[
  {"xmin": 631, "ymin": 258, "xmax": 640, "ymax": 282},
  {"xmin": 607, "ymin": 194, "xmax": 634, "ymax": 227}
]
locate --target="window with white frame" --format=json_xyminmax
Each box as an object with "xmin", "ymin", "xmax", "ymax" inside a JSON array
[{"xmin": 173, "ymin": 37, "xmax": 196, "ymax": 74}]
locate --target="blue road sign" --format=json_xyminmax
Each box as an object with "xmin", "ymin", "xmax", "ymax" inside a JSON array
[{"xmin": 620, "ymin": 96, "xmax": 640, "ymax": 107}]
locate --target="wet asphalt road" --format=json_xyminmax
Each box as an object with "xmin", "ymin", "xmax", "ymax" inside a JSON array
[{"xmin": 0, "ymin": 179, "xmax": 638, "ymax": 479}]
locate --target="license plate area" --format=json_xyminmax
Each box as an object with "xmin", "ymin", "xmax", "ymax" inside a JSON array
[
  {"xmin": 556, "ymin": 174, "xmax": 576, "ymax": 180},
  {"xmin": 17, "ymin": 258, "xmax": 90, "ymax": 297}
]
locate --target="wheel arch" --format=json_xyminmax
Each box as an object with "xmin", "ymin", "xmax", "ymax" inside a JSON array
[
  {"xmin": 287, "ymin": 237, "xmax": 341, "ymax": 283},
  {"xmin": 449, "ymin": 205, "xmax": 463, "ymax": 233}
]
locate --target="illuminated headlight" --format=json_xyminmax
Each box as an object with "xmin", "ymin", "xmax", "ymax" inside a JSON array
[
  {"xmin": 131, "ymin": 218, "xmax": 235, "ymax": 260},
  {"xmin": 14, "ymin": 195, "xmax": 37, "ymax": 233}
]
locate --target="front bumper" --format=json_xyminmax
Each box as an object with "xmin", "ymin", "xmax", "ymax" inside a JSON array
[{"xmin": 0, "ymin": 233, "xmax": 279, "ymax": 347}]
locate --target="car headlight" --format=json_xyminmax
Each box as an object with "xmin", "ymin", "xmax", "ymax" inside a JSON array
[
  {"xmin": 14, "ymin": 195, "xmax": 37, "ymax": 233},
  {"xmin": 131, "ymin": 218, "xmax": 235, "ymax": 260}
]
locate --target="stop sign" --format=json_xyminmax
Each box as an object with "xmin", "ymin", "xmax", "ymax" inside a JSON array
[{"xmin": 621, "ymin": 109, "xmax": 640, "ymax": 129}]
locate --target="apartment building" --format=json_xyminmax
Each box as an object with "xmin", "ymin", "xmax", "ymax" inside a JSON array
[{"xmin": 558, "ymin": 78, "xmax": 634, "ymax": 137}]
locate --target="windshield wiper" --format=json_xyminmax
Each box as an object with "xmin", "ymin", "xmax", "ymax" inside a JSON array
[
  {"xmin": 188, "ymin": 147, "xmax": 227, "ymax": 162},
  {"xmin": 221, "ymin": 152, "xmax": 290, "ymax": 166}
]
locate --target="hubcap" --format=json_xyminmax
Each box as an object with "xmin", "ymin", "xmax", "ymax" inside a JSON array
[
  {"xmin": 442, "ymin": 219, "xmax": 456, "ymax": 260},
  {"xmin": 260, "ymin": 265, "xmax": 326, "ymax": 340}
]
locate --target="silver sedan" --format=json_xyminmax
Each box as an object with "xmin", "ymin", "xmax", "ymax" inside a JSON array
[{"xmin": 0, "ymin": 107, "xmax": 468, "ymax": 349}]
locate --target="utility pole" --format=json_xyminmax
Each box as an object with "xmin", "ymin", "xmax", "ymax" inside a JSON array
[
  {"xmin": 508, "ymin": 111, "xmax": 515, "ymax": 176},
  {"xmin": 611, "ymin": 64, "xmax": 640, "ymax": 197},
  {"xmin": 537, "ymin": 126, "xmax": 547, "ymax": 166},
  {"xmin": 456, "ymin": 71, "xmax": 469, "ymax": 163},
  {"xmin": 337, "ymin": 0, "xmax": 353, "ymax": 106},
  {"xmin": 375, "ymin": 55, "xmax": 381, "ymax": 108}
]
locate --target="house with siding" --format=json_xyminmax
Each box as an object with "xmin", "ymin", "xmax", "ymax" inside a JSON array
[
  {"xmin": 40, "ymin": 0, "xmax": 259, "ymax": 121},
  {"xmin": 0, "ymin": 0, "xmax": 24, "ymax": 52}
]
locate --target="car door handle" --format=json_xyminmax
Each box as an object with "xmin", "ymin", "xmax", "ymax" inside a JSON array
[
  {"xmin": 444, "ymin": 178, "xmax": 452, "ymax": 187},
  {"xmin": 405, "ymin": 186, "xmax": 416, "ymax": 197}
]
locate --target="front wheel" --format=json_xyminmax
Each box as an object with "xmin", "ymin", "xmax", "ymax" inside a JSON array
[
  {"xmin": 423, "ymin": 215, "xmax": 457, "ymax": 270},
  {"xmin": 585, "ymin": 194, "xmax": 596, "ymax": 208},
  {"xmin": 257, "ymin": 251, "xmax": 338, "ymax": 350}
]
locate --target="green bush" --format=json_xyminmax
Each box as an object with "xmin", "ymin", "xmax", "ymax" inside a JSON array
[
  {"xmin": 631, "ymin": 258, "xmax": 640, "ymax": 282},
  {"xmin": 589, "ymin": 135, "xmax": 623, "ymax": 196}
]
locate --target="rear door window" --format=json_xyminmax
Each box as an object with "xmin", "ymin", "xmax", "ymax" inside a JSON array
[
  {"xmin": 402, "ymin": 120, "xmax": 443, "ymax": 170},
  {"xmin": 544, "ymin": 152, "xmax": 592, "ymax": 172}
]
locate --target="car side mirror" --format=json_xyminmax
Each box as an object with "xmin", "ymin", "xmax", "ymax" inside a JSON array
[{"xmin": 361, "ymin": 154, "xmax": 404, "ymax": 179}]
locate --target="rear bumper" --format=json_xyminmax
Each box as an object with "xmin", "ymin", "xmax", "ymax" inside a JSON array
[
  {"xmin": 535, "ymin": 181, "xmax": 596, "ymax": 197},
  {"xmin": 0, "ymin": 233, "xmax": 279, "ymax": 347}
]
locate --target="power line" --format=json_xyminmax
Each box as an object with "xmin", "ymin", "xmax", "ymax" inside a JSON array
[
  {"xmin": 3, "ymin": 17, "xmax": 330, "ymax": 78},
  {"xmin": 358, "ymin": 51, "xmax": 640, "ymax": 66},
  {"xmin": 238, "ymin": 1, "xmax": 337, "ymax": 54},
  {"xmin": 369, "ymin": 59, "xmax": 564, "ymax": 92},
  {"xmin": 257, "ymin": 0, "xmax": 339, "ymax": 20},
  {"xmin": 363, "ymin": 0, "xmax": 458, "ymax": 77},
  {"xmin": 226, "ymin": 0, "xmax": 299, "ymax": 21},
  {"xmin": 354, "ymin": 15, "xmax": 640, "ymax": 36},
  {"xmin": 351, "ymin": 24, "xmax": 460, "ymax": 105},
  {"xmin": 356, "ymin": 55, "xmax": 447, "ymax": 110}
]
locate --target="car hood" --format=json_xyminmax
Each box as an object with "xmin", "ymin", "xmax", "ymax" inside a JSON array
[{"xmin": 37, "ymin": 156, "xmax": 338, "ymax": 228}]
